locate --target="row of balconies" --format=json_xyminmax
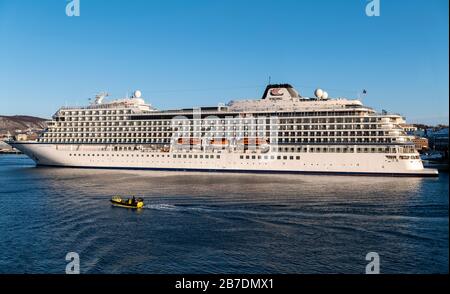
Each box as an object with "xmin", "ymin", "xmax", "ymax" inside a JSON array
[
  {"xmin": 60, "ymin": 109, "xmax": 132, "ymax": 116},
  {"xmin": 51, "ymin": 123, "xmax": 401, "ymax": 135},
  {"xmin": 60, "ymin": 109, "xmax": 367, "ymax": 118},
  {"xmin": 43, "ymin": 130, "xmax": 403, "ymax": 138},
  {"xmin": 42, "ymin": 133, "xmax": 398, "ymax": 144},
  {"xmin": 54, "ymin": 113, "xmax": 391, "ymax": 126},
  {"xmin": 40, "ymin": 138, "xmax": 399, "ymax": 147},
  {"xmin": 44, "ymin": 130, "xmax": 406, "ymax": 140},
  {"xmin": 59, "ymin": 116, "xmax": 382, "ymax": 125},
  {"xmin": 49, "ymin": 124, "xmax": 403, "ymax": 134}
]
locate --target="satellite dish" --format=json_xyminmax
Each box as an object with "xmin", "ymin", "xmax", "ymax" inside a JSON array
[
  {"xmin": 322, "ymin": 91, "xmax": 329, "ymax": 99},
  {"xmin": 314, "ymin": 89, "xmax": 323, "ymax": 98},
  {"xmin": 133, "ymin": 90, "xmax": 142, "ymax": 98}
]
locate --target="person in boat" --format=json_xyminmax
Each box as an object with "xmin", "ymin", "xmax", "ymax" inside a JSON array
[{"xmin": 132, "ymin": 196, "xmax": 136, "ymax": 205}]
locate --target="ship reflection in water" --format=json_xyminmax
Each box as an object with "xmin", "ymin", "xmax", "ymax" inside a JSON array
[{"xmin": 0, "ymin": 155, "xmax": 448, "ymax": 273}]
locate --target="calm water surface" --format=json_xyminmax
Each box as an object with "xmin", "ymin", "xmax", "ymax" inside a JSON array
[{"xmin": 0, "ymin": 155, "xmax": 448, "ymax": 273}]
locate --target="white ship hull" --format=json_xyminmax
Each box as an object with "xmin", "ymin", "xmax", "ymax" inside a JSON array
[{"xmin": 11, "ymin": 142, "xmax": 439, "ymax": 177}]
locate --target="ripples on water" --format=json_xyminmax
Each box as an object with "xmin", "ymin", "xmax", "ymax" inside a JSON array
[{"xmin": 0, "ymin": 155, "xmax": 448, "ymax": 273}]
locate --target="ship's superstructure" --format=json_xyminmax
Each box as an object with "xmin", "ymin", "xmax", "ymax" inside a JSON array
[{"xmin": 10, "ymin": 84, "xmax": 438, "ymax": 176}]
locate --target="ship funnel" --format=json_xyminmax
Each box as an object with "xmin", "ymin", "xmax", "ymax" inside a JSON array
[{"xmin": 262, "ymin": 84, "xmax": 300, "ymax": 100}]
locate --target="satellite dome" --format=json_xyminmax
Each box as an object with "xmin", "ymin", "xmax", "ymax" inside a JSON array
[
  {"xmin": 133, "ymin": 90, "xmax": 142, "ymax": 98},
  {"xmin": 322, "ymin": 91, "xmax": 329, "ymax": 99},
  {"xmin": 314, "ymin": 89, "xmax": 323, "ymax": 98}
]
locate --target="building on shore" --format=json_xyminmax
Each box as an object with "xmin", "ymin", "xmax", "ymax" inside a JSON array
[
  {"xmin": 15, "ymin": 134, "xmax": 29, "ymax": 141},
  {"xmin": 411, "ymin": 137, "xmax": 429, "ymax": 153},
  {"xmin": 429, "ymin": 128, "xmax": 449, "ymax": 151}
]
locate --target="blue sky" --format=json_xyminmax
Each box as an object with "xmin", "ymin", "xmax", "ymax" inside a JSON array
[{"xmin": 0, "ymin": 0, "xmax": 448, "ymax": 124}]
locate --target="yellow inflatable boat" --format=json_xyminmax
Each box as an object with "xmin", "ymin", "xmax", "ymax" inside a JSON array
[{"xmin": 110, "ymin": 196, "xmax": 144, "ymax": 209}]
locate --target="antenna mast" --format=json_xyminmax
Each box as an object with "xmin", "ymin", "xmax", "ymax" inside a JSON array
[{"xmin": 92, "ymin": 92, "xmax": 109, "ymax": 105}]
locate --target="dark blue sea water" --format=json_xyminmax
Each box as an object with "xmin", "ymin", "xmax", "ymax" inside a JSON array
[{"xmin": 0, "ymin": 155, "xmax": 448, "ymax": 273}]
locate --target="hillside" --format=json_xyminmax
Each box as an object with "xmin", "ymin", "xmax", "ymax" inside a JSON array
[{"xmin": 0, "ymin": 115, "xmax": 48, "ymax": 135}]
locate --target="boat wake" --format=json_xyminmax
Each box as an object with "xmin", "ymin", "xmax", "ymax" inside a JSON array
[
  {"xmin": 144, "ymin": 203, "xmax": 179, "ymax": 211},
  {"xmin": 143, "ymin": 203, "xmax": 213, "ymax": 213}
]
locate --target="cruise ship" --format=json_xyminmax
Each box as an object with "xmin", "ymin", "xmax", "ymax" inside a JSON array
[{"xmin": 9, "ymin": 84, "xmax": 438, "ymax": 176}]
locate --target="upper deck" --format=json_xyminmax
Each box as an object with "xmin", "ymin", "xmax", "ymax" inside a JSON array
[{"xmin": 56, "ymin": 84, "xmax": 377, "ymax": 119}]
